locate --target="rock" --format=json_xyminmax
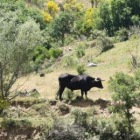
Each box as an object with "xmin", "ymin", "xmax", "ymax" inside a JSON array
[
  {"xmin": 87, "ymin": 63, "xmax": 97, "ymax": 67},
  {"xmin": 40, "ymin": 73, "xmax": 45, "ymax": 77}
]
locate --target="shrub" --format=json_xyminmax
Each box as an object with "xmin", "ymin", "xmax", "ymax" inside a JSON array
[
  {"xmin": 57, "ymin": 102, "xmax": 70, "ymax": 115},
  {"xmin": 47, "ymin": 120, "xmax": 85, "ymax": 140},
  {"xmin": 29, "ymin": 91, "xmax": 40, "ymax": 98},
  {"xmin": 90, "ymin": 30, "xmax": 106, "ymax": 40},
  {"xmin": 62, "ymin": 56, "xmax": 77, "ymax": 67},
  {"xmin": 76, "ymin": 48, "xmax": 85, "ymax": 58},
  {"xmin": 0, "ymin": 96, "xmax": 9, "ymax": 114},
  {"xmin": 49, "ymin": 47, "xmax": 63, "ymax": 59},
  {"xmin": 31, "ymin": 0, "xmax": 46, "ymax": 7},
  {"xmin": 71, "ymin": 108, "xmax": 88, "ymax": 127},
  {"xmin": 115, "ymin": 28, "xmax": 129, "ymax": 42},
  {"xmin": 108, "ymin": 72, "xmax": 140, "ymax": 138},
  {"xmin": 64, "ymin": 89, "xmax": 74, "ymax": 101},
  {"xmin": 96, "ymin": 119, "xmax": 114, "ymax": 140},
  {"xmin": 97, "ymin": 35, "xmax": 114, "ymax": 53},
  {"xmin": 77, "ymin": 64, "xmax": 86, "ymax": 75},
  {"xmin": 31, "ymin": 102, "xmax": 51, "ymax": 117},
  {"xmin": 1, "ymin": 118, "xmax": 32, "ymax": 128}
]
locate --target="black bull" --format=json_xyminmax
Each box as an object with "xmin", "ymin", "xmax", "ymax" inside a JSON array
[{"xmin": 56, "ymin": 73, "xmax": 104, "ymax": 100}]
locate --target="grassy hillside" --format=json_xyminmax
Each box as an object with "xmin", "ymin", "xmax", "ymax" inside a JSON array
[{"xmin": 12, "ymin": 40, "xmax": 133, "ymax": 100}]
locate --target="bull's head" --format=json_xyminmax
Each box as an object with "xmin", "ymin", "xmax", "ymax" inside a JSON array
[{"xmin": 93, "ymin": 78, "xmax": 104, "ymax": 89}]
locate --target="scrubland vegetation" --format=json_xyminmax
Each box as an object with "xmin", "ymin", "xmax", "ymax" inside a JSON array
[{"xmin": 1, "ymin": 0, "xmax": 140, "ymax": 139}]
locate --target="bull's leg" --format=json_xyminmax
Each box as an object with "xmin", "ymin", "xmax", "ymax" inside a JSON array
[
  {"xmin": 81, "ymin": 90, "xmax": 84, "ymax": 98},
  {"xmin": 85, "ymin": 91, "xmax": 88, "ymax": 99},
  {"xmin": 57, "ymin": 87, "xmax": 65, "ymax": 100}
]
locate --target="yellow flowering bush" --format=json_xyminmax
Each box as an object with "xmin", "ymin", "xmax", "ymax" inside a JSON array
[
  {"xmin": 42, "ymin": 11, "xmax": 53, "ymax": 22},
  {"xmin": 46, "ymin": 1, "xmax": 59, "ymax": 17},
  {"xmin": 84, "ymin": 8, "xmax": 98, "ymax": 27}
]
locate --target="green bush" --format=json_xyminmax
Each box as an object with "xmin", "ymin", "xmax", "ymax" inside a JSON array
[
  {"xmin": 97, "ymin": 35, "xmax": 114, "ymax": 53},
  {"xmin": 115, "ymin": 28, "xmax": 129, "ymax": 42},
  {"xmin": 47, "ymin": 120, "xmax": 85, "ymax": 140},
  {"xmin": 49, "ymin": 47, "xmax": 63, "ymax": 59},
  {"xmin": 108, "ymin": 72, "xmax": 140, "ymax": 138},
  {"xmin": 76, "ymin": 48, "xmax": 85, "ymax": 58},
  {"xmin": 1, "ymin": 118, "xmax": 32, "ymax": 128},
  {"xmin": 32, "ymin": 46, "xmax": 50, "ymax": 65},
  {"xmin": 62, "ymin": 56, "xmax": 77, "ymax": 67},
  {"xmin": 31, "ymin": 0, "xmax": 46, "ymax": 8},
  {"xmin": 0, "ymin": 96, "xmax": 9, "ymax": 115},
  {"xmin": 71, "ymin": 108, "xmax": 88, "ymax": 127},
  {"xmin": 57, "ymin": 102, "xmax": 70, "ymax": 115},
  {"xmin": 64, "ymin": 89, "xmax": 74, "ymax": 101},
  {"xmin": 77, "ymin": 64, "xmax": 86, "ymax": 75}
]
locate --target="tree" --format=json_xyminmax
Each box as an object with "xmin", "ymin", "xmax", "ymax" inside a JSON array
[
  {"xmin": 50, "ymin": 12, "xmax": 74, "ymax": 46},
  {"xmin": 75, "ymin": 8, "xmax": 98, "ymax": 36},
  {"xmin": 0, "ymin": 11, "xmax": 43, "ymax": 100},
  {"xmin": 63, "ymin": 0, "xmax": 84, "ymax": 12},
  {"xmin": 97, "ymin": 0, "xmax": 112, "ymax": 35},
  {"xmin": 108, "ymin": 72, "xmax": 140, "ymax": 138},
  {"xmin": 89, "ymin": 0, "xmax": 100, "ymax": 8}
]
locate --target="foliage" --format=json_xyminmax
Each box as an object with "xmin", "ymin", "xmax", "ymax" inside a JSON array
[
  {"xmin": 49, "ymin": 47, "xmax": 63, "ymax": 59},
  {"xmin": 127, "ymin": 32, "xmax": 140, "ymax": 69},
  {"xmin": 1, "ymin": 118, "xmax": 32, "ymax": 128},
  {"xmin": 76, "ymin": 64, "xmax": 86, "ymax": 75},
  {"xmin": 89, "ymin": 0, "xmax": 101, "ymax": 8},
  {"xmin": 97, "ymin": 0, "xmax": 140, "ymax": 35},
  {"xmin": 96, "ymin": 32, "xmax": 114, "ymax": 53},
  {"xmin": 42, "ymin": 11, "xmax": 53, "ymax": 22},
  {"xmin": 31, "ymin": 102, "xmax": 51, "ymax": 117},
  {"xmin": 63, "ymin": 0, "xmax": 84, "ymax": 12},
  {"xmin": 0, "ymin": 10, "xmax": 44, "ymax": 100},
  {"xmin": 108, "ymin": 72, "xmax": 140, "ymax": 137},
  {"xmin": 131, "ymin": 15, "xmax": 140, "ymax": 26},
  {"xmin": 50, "ymin": 11, "xmax": 74, "ymax": 46},
  {"xmin": 64, "ymin": 89, "xmax": 74, "ymax": 101},
  {"xmin": 97, "ymin": 0, "xmax": 112, "ymax": 35},
  {"xmin": 57, "ymin": 102, "xmax": 70, "ymax": 115},
  {"xmin": 62, "ymin": 56, "xmax": 76, "ymax": 67},
  {"xmin": 45, "ymin": 1, "xmax": 60, "ymax": 17},
  {"xmin": 1, "ymin": 1, "xmax": 47, "ymax": 30},
  {"xmin": 76, "ymin": 8, "xmax": 98, "ymax": 36},
  {"xmin": 76, "ymin": 48, "xmax": 85, "ymax": 58},
  {"xmin": 47, "ymin": 119, "xmax": 85, "ymax": 140},
  {"xmin": 115, "ymin": 28, "xmax": 129, "ymax": 42},
  {"xmin": 71, "ymin": 108, "xmax": 88, "ymax": 127},
  {"xmin": 0, "ymin": 96, "xmax": 9, "ymax": 114},
  {"xmin": 30, "ymin": 0, "xmax": 46, "ymax": 7},
  {"xmin": 42, "ymin": 1, "xmax": 60, "ymax": 23},
  {"xmin": 32, "ymin": 46, "xmax": 50, "ymax": 65}
]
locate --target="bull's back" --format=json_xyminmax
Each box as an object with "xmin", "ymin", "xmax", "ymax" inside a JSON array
[
  {"xmin": 58, "ymin": 73, "xmax": 76, "ymax": 87},
  {"xmin": 70, "ymin": 75, "xmax": 94, "ymax": 90}
]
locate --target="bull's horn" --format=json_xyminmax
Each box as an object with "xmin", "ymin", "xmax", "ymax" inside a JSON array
[{"xmin": 101, "ymin": 79, "xmax": 105, "ymax": 81}]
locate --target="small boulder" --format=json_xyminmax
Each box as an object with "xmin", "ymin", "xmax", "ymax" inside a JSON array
[
  {"xmin": 87, "ymin": 63, "xmax": 97, "ymax": 67},
  {"xmin": 40, "ymin": 73, "xmax": 45, "ymax": 77}
]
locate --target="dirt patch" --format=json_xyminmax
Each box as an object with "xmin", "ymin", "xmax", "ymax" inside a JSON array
[{"xmin": 70, "ymin": 98, "xmax": 110, "ymax": 108}]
